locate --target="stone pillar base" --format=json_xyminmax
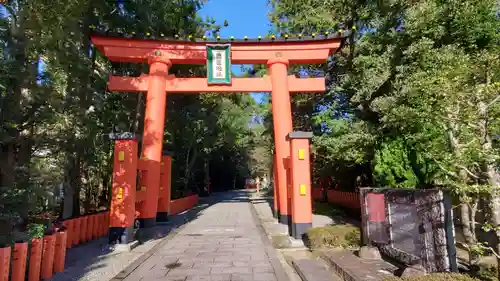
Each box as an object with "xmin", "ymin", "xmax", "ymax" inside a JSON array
[
  {"xmin": 108, "ymin": 226, "xmax": 134, "ymax": 245},
  {"xmin": 358, "ymin": 246, "xmax": 382, "ymax": 260},
  {"xmin": 156, "ymin": 212, "xmax": 169, "ymax": 223},
  {"xmin": 402, "ymin": 264, "xmax": 427, "ymax": 277},
  {"xmin": 279, "ymin": 214, "xmax": 291, "ymax": 225},
  {"xmin": 292, "ymin": 222, "xmax": 312, "ymax": 239},
  {"xmin": 137, "ymin": 217, "xmax": 156, "ymax": 228}
]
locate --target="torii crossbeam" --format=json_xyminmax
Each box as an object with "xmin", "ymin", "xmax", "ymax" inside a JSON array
[{"xmin": 91, "ymin": 29, "xmax": 346, "ymax": 242}]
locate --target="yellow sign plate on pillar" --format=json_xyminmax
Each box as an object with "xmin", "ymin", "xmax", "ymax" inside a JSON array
[
  {"xmin": 118, "ymin": 151, "xmax": 125, "ymax": 161},
  {"xmin": 117, "ymin": 187, "xmax": 124, "ymax": 199},
  {"xmin": 299, "ymin": 184, "xmax": 307, "ymax": 196},
  {"xmin": 298, "ymin": 149, "xmax": 305, "ymax": 160}
]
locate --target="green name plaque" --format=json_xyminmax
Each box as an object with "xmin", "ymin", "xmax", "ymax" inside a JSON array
[{"xmin": 206, "ymin": 44, "xmax": 231, "ymax": 85}]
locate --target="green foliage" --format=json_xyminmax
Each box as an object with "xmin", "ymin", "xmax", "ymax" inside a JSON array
[
  {"xmin": 473, "ymin": 266, "xmax": 498, "ymax": 281},
  {"xmin": 27, "ymin": 223, "xmax": 45, "ymax": 239},
  {"xmin": 383, "ymin": 273, "xmax": 480, "ymax": 281},
  {"xmin": 305, "ymin": 224, "xmax": 360, "ymax": 249},
  {"xmin": 372, "ymin": 138, "xmax": 418, "ymax": 188}
]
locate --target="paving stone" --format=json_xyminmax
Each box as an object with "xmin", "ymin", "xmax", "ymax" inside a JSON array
[
  {"xmin": 229, "ymin": 274, "xmax": 254, "ymax": 281},
  {"xmin": 186, "ymin": 274, "xmax": 231, "ymax": 281},
  {"xmin": 253, "ymin": 272, "xmax": 279, "ymax": 281},
  {"xmin": 213, "ymin": 255, "xmax": 251, "ymax": 262},
  {"xmin": 252, "ymin": 265, "xmax": 275, "ymax": 273},
  {"xmin": 192, "ymin": 262, "xmax": 233, "ymax": 268},
  {"xmin": 167, "ymin": 268, "xmax": 212, "ymax": 277},
  {"xmin": 161, "ymin": 277, "xmax": 188, "ymax": 281}
]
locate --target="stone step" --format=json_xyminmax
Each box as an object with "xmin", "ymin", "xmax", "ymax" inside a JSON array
[
  {"xmin": 292, "ymin": 258, "xmax": 342, "ymax": 281},
  {"xmin": 320, "ymin": 249, "xmax": 397, "ymax": 281}
]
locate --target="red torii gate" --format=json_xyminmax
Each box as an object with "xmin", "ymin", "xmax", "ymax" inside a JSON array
[{"xmin": 91, "ymin": 30, "xmax": 345, "ymax": 244}]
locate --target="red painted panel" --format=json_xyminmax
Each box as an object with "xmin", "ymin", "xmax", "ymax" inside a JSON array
[{"xmin": 367, "ymin": 193, "xmax": 386, "ymax": 222}]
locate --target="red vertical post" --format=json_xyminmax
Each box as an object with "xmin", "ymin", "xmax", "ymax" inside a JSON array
[
  {"xmin": 98, "ymin": 213, "xmax": 103, "ymax": 237},
  {"xmin": 137, "ymin": 52, "xmax": 171, "ymax": 229},
  {"xmin": 157, "ymin": 153, "xmax": 173, "ymax": 222},
  {"xmin": 80, "ymin": 216, "xmax": 87, "ymax": 244},
  {"xmin": 0, "ymin": 246, "xmax": 10, "ymax": 281},
  {"xmin": 53, "ymin": 231, "xmax": 67, "ymax": 273},
  {"xmin": 272, "ymin": 151, "xmax": 279, "ymax": 218},
  {"xmin": 11, "ymin": 242, "xmax": 27, "ymax": 281},
  {"xmin": 90, "ymin": 214, "xmax": 96, "ymax": 240},
  {"xmin": 41, "ymin": 234, "xmax": 56, "ymax": 280},
  {"xmin": 102, "ymin": 212, "xmax": 107, "ymax": 237},
  {"xmin": 104, "ymin": 211, "xmax": 108, "ymax": 235},
  {"xmin": 28, "ymin": 238, "xmax": 43, "ymax": 281},
  {"xmin": 85, "ymin": 215, "xmax": 92, "ymax": 241},
  {"xmin": 73, "ymin": 218, "xmax": 81, "ymax": 246},
  {"xmin": 62, "ymin": 219, "xmax": 73, "ymax": 249},
  {"xmin": 268, "ymin": 58, "xmax": 293, "ymax": 227},
  {"xmin": 285, "ymin": 156, "xmax": 292, "ymax": 228},
  {"xmin": 109, "ymin": 135, "xmax": 138, "ymax": 245},
  {"xmin": 288, "ymin": 132, "xmax": 313, "ymax": 239}
]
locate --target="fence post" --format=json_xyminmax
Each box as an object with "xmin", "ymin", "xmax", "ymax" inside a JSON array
[
  {"xmin": 53, "ymin": 231, "xmax": 67, "ymax": 273},
  {"xmin": 88, "ymin": 214, "xmax": 94, "ymax": 241},
  {"xmin": 72, "ymin": 218, "xmax": 80, "ymax": 246},
  {"xmin": 41, "ymin": 234, "xmax": 56, "ymax": 280},
  {"xmin": 101, "ymin": 212, "xmax": 106, "ymax": 237},
  {"xmin": 28, "ymin": 238, "xmax": 43, "ymax": 281},
  {"xmin": 62, "ymin": 219, "xmax": 73, "ymax": 249},
  {"xmin": 80, "ymin": 216, "xmax": 87, "ymax": 244},
  {"xmin": 0, "ymin": 246, "xmax": 10, "ymax": 281},
  {"xmin": 11, "ymin": 242, "xmax": 28, "ymax": 281},
  {"xmin": 104, "ymin": 211, "xmax": 109, "ymax": 236}
]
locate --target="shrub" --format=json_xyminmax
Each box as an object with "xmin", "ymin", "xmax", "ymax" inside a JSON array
[
  {"xmin": 27, "ymin": 223, "xmax": 45, "ymax": 239},
  {"xmin": 383, "ymin": 273, "xmax": 480, "ymax": 281},
  {"xmin": 472, "ymin": 266, "xmax": 498, "ymax": 281},
  {"xmin": 305, "ymin": 224, "xmax": 360, "ymax": 249}
]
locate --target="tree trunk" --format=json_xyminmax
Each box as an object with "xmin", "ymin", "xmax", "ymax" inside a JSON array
[
  {"xmin": 0, "ymin": 2, "xmax": 28, "ymax": 189},
  {"xmin": 460, "ymin": 201, "xmax": 479, "ymax": 264},
  {"xmin": 131, "ymin": 93, "xmax": 143, "ymax": 134},
  {"xmin": 487, "ymin": 166, "xmax": 500, "ymax": 279},
  {"xmin": 183, "ymin": 143, "xmax": 198, "ymax": 192},
  {"xmin": 477, "ymin": 99, "xmax": 500, "ymax": 278}
]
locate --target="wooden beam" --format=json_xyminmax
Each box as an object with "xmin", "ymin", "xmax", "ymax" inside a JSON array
[
  {"xmin": 107, "ymin": 75, "xmax": 326, "ymax": 93},
  {"xmin": 92, "ymin": 36, "xmax": 342, "ymax": 65}
]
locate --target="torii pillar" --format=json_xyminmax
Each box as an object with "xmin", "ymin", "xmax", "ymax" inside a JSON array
[
  {"xmin": 137, "ymin": 53, "xmax": 171, "ymax": 228},
  {"xmin": 268, "ymin": 58, "xmax": 293, "ymax": 225}
]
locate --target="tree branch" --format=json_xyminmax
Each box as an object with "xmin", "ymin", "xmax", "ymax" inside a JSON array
[
  {"xmin": 487, "ymin": 94, "xmax": 500, "ymax": 108},
  {"xmin": 457, "ymin": 165, "xmax": 481, "ymax": 179}
]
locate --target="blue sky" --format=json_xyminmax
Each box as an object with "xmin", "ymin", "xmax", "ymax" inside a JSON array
[{"xmin": 199, "ymin": 0, "xmax": 271, "ymax": 104}]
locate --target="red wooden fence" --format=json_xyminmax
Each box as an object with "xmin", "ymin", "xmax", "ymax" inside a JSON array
[
  {"xmin": 0, "ymin": 192, "xmax": 200, "ymax": 280},
  {"xmin": 170, "ymin": 194, "xmax": 199, "ymax": 215},
  {"xmin": 311, "ymin": 187, "xmax": 361, "ymax": 210},
  {"xmin": 311, "ymin": 187, "xmax": 324, "ymax": 201}
]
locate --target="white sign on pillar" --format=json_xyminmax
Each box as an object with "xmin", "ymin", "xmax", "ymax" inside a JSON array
[{"xmin": 206, "ymin": 44, "xmax": 231, "ymax": 85}]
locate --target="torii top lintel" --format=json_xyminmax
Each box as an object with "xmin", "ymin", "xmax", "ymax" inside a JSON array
[{"xmin": 90, "ymin": 31, "xmax": 347, "ymax": 65}]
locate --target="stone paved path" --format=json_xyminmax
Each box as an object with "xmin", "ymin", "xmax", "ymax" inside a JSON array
[{"xmin": 122, "ymin": 191, "xmax": 287, "ymax": 281}]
